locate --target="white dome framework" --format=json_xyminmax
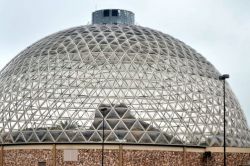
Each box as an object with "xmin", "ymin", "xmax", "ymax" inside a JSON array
[{"xmin": 0, "ymin": 24, "xmax": 249, "ymax": 147}]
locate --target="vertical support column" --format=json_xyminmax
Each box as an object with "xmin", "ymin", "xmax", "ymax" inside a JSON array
[
  {"xmin": 183, "ymin": 147, "xmax": 186, "ymax": 166},
  {"xmin": 119, "ymin": 144, "xmax": 123, "ymax": 166},
  {"xmin": 0, "ymin": 146, "xmax": 3, "ymax": 166},
  {"xmin": 52, "ymin": 144, "xmax": 56, "ymax": 166}
]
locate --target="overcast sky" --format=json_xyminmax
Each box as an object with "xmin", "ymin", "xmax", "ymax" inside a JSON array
[{"xmin": 0, "ymin": 0, "xmax": 250, "ymax": 123}]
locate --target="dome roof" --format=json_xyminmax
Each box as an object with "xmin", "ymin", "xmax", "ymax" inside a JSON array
[{"xmin": 0, "ymin": 24, "xmax": 249, "ymax": 147}]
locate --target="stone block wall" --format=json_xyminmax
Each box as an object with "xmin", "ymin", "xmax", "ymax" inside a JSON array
[
  {"xmin": 205, "ymin": 152, "xmax": 250, "ymax": 166},
  {"xmin": 1, "ymin": 145, "xmax": 250, "ymax": 166},
  {"xmin": 185, "ymin": 152, "xmax": 203, "ymax": 166},
  {"xmin": 123, "ymin": 150, "xmax": 184, "ymax": 166},
  {"xmin": 3, "ymin": 149, "xmax": 53, "ymax": 166},
  {"xmin": 56, "ymin": 149, "xmax": 119, "ymax": 166}
]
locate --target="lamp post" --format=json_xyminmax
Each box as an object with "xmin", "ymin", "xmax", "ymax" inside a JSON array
[
  {"xmin": 100, "ymin": 107, "xmax": 108, "ymax": 166},
  {"xmin": 219, "ymin": 74, "xmax": 229, "ymax": 166}
]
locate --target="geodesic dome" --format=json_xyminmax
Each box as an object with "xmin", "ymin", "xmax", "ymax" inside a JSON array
[{"xmin": 0, "ymin": 18, "xmax": 249, "ymax": 147}]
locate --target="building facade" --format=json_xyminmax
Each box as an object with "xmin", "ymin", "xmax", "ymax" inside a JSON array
[{"xmin": 0, "ymin": 9, "xmax": 249, "ymax": 165}]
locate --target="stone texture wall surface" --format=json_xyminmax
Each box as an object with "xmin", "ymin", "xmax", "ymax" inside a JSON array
[
  {"xmin": 123, "ymin": 150, "xmax": 183, "ymax": 166},
  {"xmin": 1, "ymin": 147, "xmax": 250, "ymax": 166},
  {"xmin": 3, "ymin": 149, "xmax": 52, "ymax": 166},
  {"xmin": 204, "ymin": 152, "xmax": 250, "ymax": 166},
  {"xmin": 185, "ymin": 152, "xmax": 203, "ymax": 166},
  {"xmin": 56, "ymin": 149, "xmax": 119, "ymax": 166}
]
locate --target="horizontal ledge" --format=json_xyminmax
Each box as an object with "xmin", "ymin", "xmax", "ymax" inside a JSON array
[
  {"xmin": 206, "ymin": 147, "xmax": 250, "ymax": 153},
  {"xmin": 2, "ymin": 143, "xmax": 250, "ymax": 153},
  {"xmin": 1, "ymin": 142, "xmax": 206, "ymax": 148}
]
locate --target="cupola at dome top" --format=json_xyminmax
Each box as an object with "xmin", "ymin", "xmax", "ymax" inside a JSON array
[{"xmin": 92, "ymin": 9, "xmax": 135, "ymax": 25}]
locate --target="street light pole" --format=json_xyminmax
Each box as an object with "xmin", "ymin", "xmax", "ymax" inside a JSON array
[
  {"xmin": 219, "ymin": 74, "xmax": 229, "ymax": 166},
  {"xmin": 100, "ymin": 107, "xmax": 107, "ymax": 166}
]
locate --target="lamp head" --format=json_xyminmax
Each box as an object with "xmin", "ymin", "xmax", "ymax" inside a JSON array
[
  {"xmin": 100, "ymin": 108, "xmax": 108, "ymax": 112},
  {"xmin": 219, "ymin": 74, "xmax": 230, "ymax": 80}
]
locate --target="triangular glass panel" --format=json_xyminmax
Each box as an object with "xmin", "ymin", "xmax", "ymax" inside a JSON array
[
  {"xmin": 122, "ymin": 111, "xmax": 135, "ymax": 119},
  {"xmin": 115, "ymin": 106, "xmax": 128, "ymax": 118},
  {"xmin": 106, "ymin": 119, "xmax": 119, "ymax": 129},
  {"xmin": 114, "ymin": 121, "xmax": 127, "ymax": 131},
  {"xmin": 148, "ymin": 132, "xmax": 160, "ymax": 142},
  {"xmin": 106, "ymin": 132, "xmax": 118, "ymax": 142},
  {"xmin": 82, "ymin": 130, "xmax": 94, "ymax": 141},
  {"xmin": 50, "ymin": 131, "xmax": 62, "ymax": 141},
  {"xmin": 131, "ymin": 131, "xmax": 144, "ymax": 142},
  {"xmin": 147, "ymin": 125, "xmax": 159, "ymax": 132},
  {"xmin": 131, "ymin": 121, "xmax": 144, "ymax": 131},
  {"xmin": 115, "ymin": 131, "xmax": 128, "ymax": 140},
  {"xmin": 65, "ymin": 131, "xmax": 78, "ymax": 142},
  {"xmin": 41, "ymin": 132, "xmax": 54, "ymax": 142},
  {"xmin": 95, "ymin": 110, "xmax": 102, "ymax": 119},
  {"xmin": 8, "ymin": 131, "xmax": 17, "ymax": 141},
  {"xmin": 91, "ymin": 46, "xmax": 101, "ymax": 52},
  {"xmin": 15, "ymin": 132, "xmax": 26, "ymax": 143},
  {"xmin": 92, "ymin": 119, "xmax": 102, "ymax": 129},
  {"xmin": 89, "ymin": 131, "xmax": 102, "ymax": 142},
  {"xmin": 97, "ymin": 130, "xmax": 111, "ymax": 140},
  {"xmin": 3, "ymin": 133, "xmax": 14, "ymax": 144},
  {"xmin": 97, "ymin": 121, "xmax": 112, "ymax": 130},
  {"xmin": 124, "ymin": 120, "xmax": 136, "ymax": 129},
  {"xmin": 156, "ymin": 133, "xmax": 169, "ymax": 144},
  {"xmin": 35, "ymin": 130, "xmax": 47, "ymax": 141},
  {"xmin": 27, "ymin": 132, "xmax": 39, "ymax": 143},
  {"xmin": 139, "ymin": 133, "xmax": 152, "ymax": 144},
  {"xmin": 170, "ymin": 136, "xmax": 183, "ymax": 145},
  {"xmin": 115, "ymin": 47, "xmax": 125, "ymax": 53},
  {"xmin": 139, "ymin": 121, "xmax": 150, "ymax": 130},
  {"xmin": 106, "ymin": 110, "xmax": 120, "ymax": 119},
  {"xmin": 124, "ymin": 132, "xmax": 136, "ymax": 143},
  {"xmin": 99, "ymin": 40, "xmax": 108, "ymax": 45},
  {"xmin": 57, "ymin": 132, "xmax": 70, "ymax": 142},
  {"xmin": 103, "ymin": 46, "xmax": 113, "ymax": 53},
  {"xmin": 164, "ymin": 133, "xmax": 176, "ymax": 142},
  {"xmin": 22, "ymin": 131, "xmax": 33, "ymax": 142},
  {"xmin": 72, "ymin": 132, "xmax": 85, "ymax": 142}
]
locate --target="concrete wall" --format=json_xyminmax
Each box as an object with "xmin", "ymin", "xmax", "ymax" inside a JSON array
[{"xmin": 1, "ymin": 144, "xmax": 250, "ymax": 166}]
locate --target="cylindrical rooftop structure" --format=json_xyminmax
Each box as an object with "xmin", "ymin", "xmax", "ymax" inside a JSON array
[{"xmin": 92, "ymin": 9, "xmax": 135, "ymax": 25}]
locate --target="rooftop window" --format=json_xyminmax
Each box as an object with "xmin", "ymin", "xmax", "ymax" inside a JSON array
[
  {"xmin": 103, "ymin": 10, "xmax": 109, "ymax": 17},
  {"xmin": 112, "ymin": 10, "xmax": 119, "ymax": 16}
]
